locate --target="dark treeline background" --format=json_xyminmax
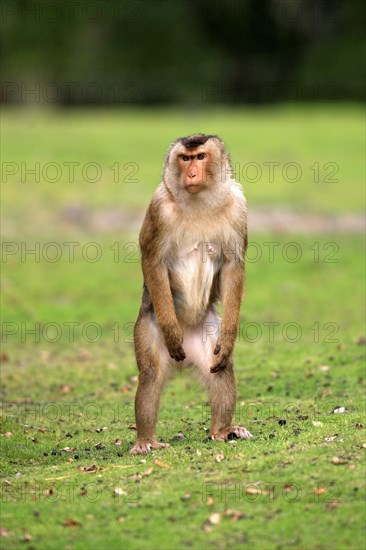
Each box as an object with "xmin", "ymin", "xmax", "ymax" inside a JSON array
[{"xmin": 1, "ymin": 0, "xmax": 365, "ymax": 105}]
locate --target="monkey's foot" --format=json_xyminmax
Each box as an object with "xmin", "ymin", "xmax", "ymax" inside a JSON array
[
  {"xmin": 211, "ymin": 426, "xmax": 253, "ymax": 441},
  {"xmin": 130, "ymin": 440, "xmax": 170, "ymax": 455}
]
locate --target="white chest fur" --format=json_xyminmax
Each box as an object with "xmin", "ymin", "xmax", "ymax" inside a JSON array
[{"xmin": 168, "ymin": 239, "xmax": 222, "ymax": 327}]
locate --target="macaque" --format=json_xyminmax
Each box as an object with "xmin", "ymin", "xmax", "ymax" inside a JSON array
[{"xmin": 131, "ymin": 134, "xmax": 252, "ymax": 455}]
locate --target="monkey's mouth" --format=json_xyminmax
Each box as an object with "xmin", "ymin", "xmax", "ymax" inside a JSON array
[{"xmin": 184, "ymin": 184, "xmax": 206, "ymax": 194}]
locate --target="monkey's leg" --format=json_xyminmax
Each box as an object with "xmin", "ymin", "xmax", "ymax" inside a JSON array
[
  {"xmin": 208, "ymin": 359, "xmax": 252, "ymax": 441},
  {"xmin": 131, "ymin": 313, "xmax": 172, "ymax": 455}
]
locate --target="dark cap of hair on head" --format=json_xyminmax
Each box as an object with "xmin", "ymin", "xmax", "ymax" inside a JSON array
[{"xmin": 177, "ymin": 134, "xmax": 220, "ymax": 150}]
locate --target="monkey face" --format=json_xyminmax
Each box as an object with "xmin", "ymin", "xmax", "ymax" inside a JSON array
[
  {"xmin": 177, "ymin": 149, "xmax": 210, "ymax": 193},
  {"xmin": 164, "ymin": 134, "xmax": 232, "ymax": 198}
]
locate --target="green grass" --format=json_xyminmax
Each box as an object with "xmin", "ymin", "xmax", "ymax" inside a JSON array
[{"xmin": 1, "ymin": 106, "xmax": 365, "ymax": 549}]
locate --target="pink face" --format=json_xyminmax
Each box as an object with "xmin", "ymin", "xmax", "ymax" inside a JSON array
[{"xmin": 177, "ymin": 149, "xmax": 210, "ymax": 194}]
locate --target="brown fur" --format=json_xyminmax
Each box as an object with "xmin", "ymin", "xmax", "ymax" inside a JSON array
[{"xmin": 131, "ymin": 134, "xmax": 252, "ymax": 455}]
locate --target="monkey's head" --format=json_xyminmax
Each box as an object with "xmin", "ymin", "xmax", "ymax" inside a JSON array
[{"xmin": 163, "ymin": 134, "xmax": 233, "ymax": 200}]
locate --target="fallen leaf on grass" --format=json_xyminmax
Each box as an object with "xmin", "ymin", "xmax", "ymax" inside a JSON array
[
  {"xmin": 114, "ymin": 487, "xmax": 127, "ymax": 496},
  {"xmin": 63, "ymin": 518, "xmax": 82, "ymax": 528},
  {"xmin": 142, "ymin": 467, "xmax": 154, "ymax": 477},
  {"xmin": 324, "ymin": 435, "xmax": 339, "ymax": 442},
  {"xmin": 319, "ymin": 365, "xmax": 330, "ymax": 372},
  {"xmin": 246, "ymin": 487, "xmax": 268, "ymax": 495},
  {"xmin": 208, "ymin": 513, "xmax": 221, "ymax": 524},
  {"xmin": 2, "ymin": 432, "xmax": 13, "ymax": 437},
  {"xmin": 325, "ymin": 500, "xmax": 340, "ymax": 510},
  {"xmin": 206, "ymin": 496, "xmax": 214, "ymax": 506},
  {"xmin": 355, "ymin": 423, "xmax": 363, "ymax": 429},
  {"xmin": 332, "ymin": 406, "xmax": 348, "ymax": 414},
  {"xmin": 215, "ymin": 454, "xmax": 225, "ymax": 463},
  {"xmin": 128, "ymin": 424, "xmax": 137, "ymax": 430},
  {"xmin": 313, "ymin": 487, "xmax": 327, "ymax": 495},
  {"xmin": 332, "ymin": 456, "xmax": 349, "ymax": 465},
  {"xmin": 128, "ymin": 473, "xmax": 142, "ymax": 481},
  {"xmin": 202, "ymin": 512, "xmax": 221, "ymax": 531},
  {"xmin": 119, "ymin": 384, "xmax": 132, "ymax": 393},
  {"xmin": 78, "ymin": 464, "xmax": 99, "ymax": 473},
  {"xmin": 224, "ymin": 509, "xmax": 245, "ymax": 522},
  {"xmin": 114, "ymin": 438, "xmax": 123, "ymax": 445},
  {"xmin": 153, "ymin": 459, "xmax": 170, "ymax": 468},
  {"xmin": 0, "ymin": 352, "xmax": 9, "ymax": 362},
  {"xmin": 312, "ymin": 421, "xmax": 323, "ymax": 427},
  {"xmin": 22, "ymin": 533, "xmax": 32, "ymax": 542},
  {"xmin": 0, "ymin": 527, "xmax": 14, "ymax": 537}
]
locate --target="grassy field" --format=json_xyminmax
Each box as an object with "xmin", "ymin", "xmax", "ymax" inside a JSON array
[{"xmin": 1, "ymin": 106, "xmax": 365, "ymax": 549}]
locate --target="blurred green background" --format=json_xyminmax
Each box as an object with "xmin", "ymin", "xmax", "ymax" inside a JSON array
[
  {"xmin": 2, "ymin": 0, "xmax": 365, "ymax": 104},
  {"xmin": 1, "ymin": 1, "xmax": 365, "ymax": 550}
]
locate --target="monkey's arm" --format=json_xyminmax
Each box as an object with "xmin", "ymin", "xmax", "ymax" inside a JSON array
[
  {"xmin": 139, "ymin": 206, "xmax": 186, "ymax": 362},
  {"xmin": 210, "ymin": 258, "xmax": 244, "ymax": 373}
]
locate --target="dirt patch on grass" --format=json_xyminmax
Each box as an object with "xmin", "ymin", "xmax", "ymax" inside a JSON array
[
  {"xmin": 62, "ymin": 205, "xmax": 365, "ymax": 234},
  {"xmin": 248, "ymin": 208, "xmax": 365, "ymax": 234}
]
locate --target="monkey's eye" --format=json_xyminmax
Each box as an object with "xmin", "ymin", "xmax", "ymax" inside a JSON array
[
  {"xmin": 181, "ymin": 155, "xmax": 190, "ymax": 162},
  {"xmin": 197, "ymin": 153, "xmax": 206, "ymax": 160}
]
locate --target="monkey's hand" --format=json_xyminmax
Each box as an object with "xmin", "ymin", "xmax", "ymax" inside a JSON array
[
  {"xmin": 161, "ymin": 323, "xmax": 186, "ymax": 362},
  {"xmin": 210, "ymin": 338, "xmax": 234, "ymax": 373}
]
